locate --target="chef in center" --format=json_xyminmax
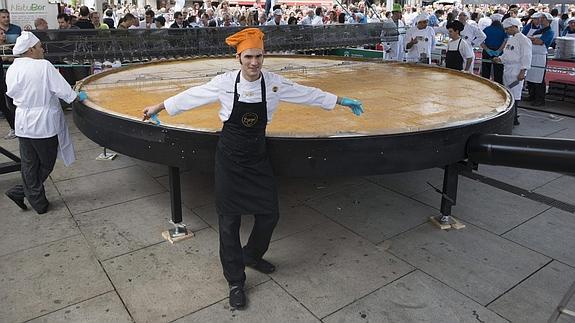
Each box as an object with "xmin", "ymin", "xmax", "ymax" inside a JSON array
[{"xmin": 142, "ymin": 28, "xmax": 364, "ymax": 310}]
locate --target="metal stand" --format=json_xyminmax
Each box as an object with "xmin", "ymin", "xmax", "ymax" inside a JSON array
[
  {"xmin": 548, "ymin": 281, "xmax": 575, "ymax": 323},
  {"xmin": 167, "ymin": 166, "xmax": 188, "ymax": 239},
  {"xmin": 0, "ymin": 146, "xmax": 21, "ymax": 175},
  {"xmin": 429, "ymin": 164, "xmax": 465, "ymax": 230}
]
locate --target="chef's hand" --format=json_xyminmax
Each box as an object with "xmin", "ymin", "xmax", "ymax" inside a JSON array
[
  {"xmin": 492, "ymin": 57, "xmax": 502, "ymax": 64},
  {"xmin": 339, "ymin": 97, "xmax": 364, "ymax": 116},
  {"xmin": 142, "ymin": 103, "xmax": 165, "ymax": 121},
  {"xmin": 77, "ymin": 91, "xmax": 88, "ymax": 102},
  {"xmin": 517, "ymin": 70, "xmax": 526, "ymax": 81},
  {"xmin": 410, "ymin": 37, "xmax": 418, "ymax": 45}
]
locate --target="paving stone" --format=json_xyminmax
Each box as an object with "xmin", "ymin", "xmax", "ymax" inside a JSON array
[
  {"xmin": 547, "ymin": 127, "xmax": 575, "ymax": 140},
  {"xmin": 276, "ymin": 176, "xmax": 368, "ymax": 206},
  {"xmin": 413, "ymin": 176, "xmax": 550, "ymax": 235},
  {"xmin": 503, "ymin": 207, "xmax": 575, "ymax": 267},
  {"xmin": 488, "ymin": 261, "xmax": 575, "ymax": 323},
  {"xmin": 0, "ymin": 174, "xmax": 80, "ymax": 257},
  {"xmin": 0, "ymin": 235, "xmax": 113, "ymax": 323},
  {"xmin": 156, "ymin": 172, "xmax": 215, "ymax": 209},
  {"xmin": 131, "ymin": 158, "xmax": 170, "ymax": 178},
  {"xmin": 193, "ymin": 203, "xmax": 331, "ymax": 245},
  {"xmin": 175, "ymin": 280, "xmax": 320, "ymax": 322},
  {"xmin": 76, "ymin": 192, "xmax": 209, "ymax": 260},
  {"xmin": 56, "ymin": 165, "xmax": 166, "ymax": 214},
  {"xmin": 102, "ymin": 229, "xmax": 269, "ymax": 323},
  {"xmin": 475, "ymin": 164, "xmax": 562, "ymax": 191},
  {"xmin": 388, "ymin": 223, "xmax": 550, "ymax": 305},
  {"xmin": 51, "ymin": 148, "xmax": 136, "ymax": 182},
  {"xmin": 27, "ymin": 291, "xmax": 133, "ymax": 323},
  {"xmin": 306, "ymin": 181, "xmax": 434, "ymax": 243},
  {"xmin": 534, "ymin": 175, "xmax": 575, "ymax": 207},
  {"xmin": 365, "ymin": 168, "xmax": 444, "ymax": 197},
  {"xmin": 71, "ymin": 132, "xmax": 102, "ymax": 152},
  {"xmin": 268, "ymin": 221, "xmax": 413, "ymax": 318},
  {"xmin": 512, "ymin": 110, "xmax": 568, "ymax": 137},
  {"xmin": 0, "ymin": 135, "xmax": 20, "ymax": 153},
  {"xmin": 324, "ymin": 270, "xmax": 506, "ymax": 323}
]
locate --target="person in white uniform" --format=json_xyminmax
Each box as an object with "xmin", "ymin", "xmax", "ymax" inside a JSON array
[
  {"xmin": 524, "ymin": 12, "xmax": 554, "ymax": 106},
  {"xmin": 5, "ymin": 32, "xmax": 85, "ymax": 214},
  {"xmin": 141, "ymin": 28, "xmax": 364, "ymax": 310},
  {"xmin": 493, "ymin": 18, "xmax": 532, "ymax": 126},
  {"xmin": 405, "ymin": 13, "xmax": 436, "ymax": 64},
  {"xmin": 382, "ymin": 3, "xmax": 406, "ymax": 61},
  {"xmin": 458, "ymin": 11, "xmax": 486, "ymax": 73}
]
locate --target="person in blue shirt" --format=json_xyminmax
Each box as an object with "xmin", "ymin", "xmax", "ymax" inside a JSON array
[
  {"xmin": 0, "ymin": 9, "xmax": 21, "ymax": 44},
  {"xmin": 524, "ymin": 12, "xmax": 554, "ymax": 106},
  {"xmin": 480, "ymin": 13, "xmax": 507, "ymax": 84},
  {"xmin": 562, "ymin": 17, "xmax": 575, "ymax": 37}
]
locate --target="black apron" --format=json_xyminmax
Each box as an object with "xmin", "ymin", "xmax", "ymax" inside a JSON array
[
  {"xmin": 445, "ymin": 38, "xmax": 464, "ymax": 71},
  {"xmin": 215, "ymin": 72, "xmax": 278, "ymax": 216}
]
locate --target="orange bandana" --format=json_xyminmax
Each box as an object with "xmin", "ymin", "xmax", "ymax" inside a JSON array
[{"xmin": 225, "ymin": 28, "xmax": 265, "ymax": 54}]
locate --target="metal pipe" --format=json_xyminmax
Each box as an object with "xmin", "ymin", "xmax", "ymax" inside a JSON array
[{"xmin": 467, "ymin": 134, "xmax": 575, "ymax": 174}]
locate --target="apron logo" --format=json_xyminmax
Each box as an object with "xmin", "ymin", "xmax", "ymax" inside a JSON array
[
  {"xmin": 272, "ymin": 86, "xmax": 278, "ymax": 92},
  {"xmin": 242, "ymin": 112, "xmax": 259, "ymax": 127}
]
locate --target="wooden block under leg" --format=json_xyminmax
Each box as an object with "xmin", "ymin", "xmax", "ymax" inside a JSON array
[
  {"xmin": 429, "ymin": 216, "xmax": 466, "ymax": 230},
  {"xmin": 162, "ymin": 230, "xmax": 194, "ymax": 244},
  {"xmin": 429, "ymin": 216, "xmax": 452, "ymax": 230}
]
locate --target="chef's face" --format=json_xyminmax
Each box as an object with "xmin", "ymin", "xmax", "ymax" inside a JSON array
[
  {"xmin": 504, "ymin": 25, "xmax": 518, "ymax": 36},
  {"xmin": 569, "ymin": 21, "xmax": 575, "ymax": 31},
  {"xmin": 238, "ymin": 48, "xmax": 264, "ymax": 81},
  {"xmin": 448, "ymin": 28, "xmax": 459, "ymax": 39},
  {"xmin": 29, "ymin": 41, "xmax": 44, "ymax": 59},
  {"xmin": 416, "ymin": 20, "xmax": 427, "ymax": 29},
  {"xmin": 458, "ymin": 13, "xmax": 467, "ymax": 24}
]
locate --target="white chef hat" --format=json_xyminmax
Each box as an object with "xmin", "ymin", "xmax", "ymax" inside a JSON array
[
  {"xmin": 273, "ymin": 8, "xmax": 283, "ymax": 16},
  {"xmin": 531, "ymin": 12, "xmax": 542, "ymax": 19},
  {"xmin": 491, "ymin": 13, "xmax": 503, "ymax": 21},
  {"xmin": 415, "ymin": 13, "xmax": 429, "ymax": 23},
  {"xmin": 567, "ymin": 17, "xmax": 575, "ymax": 24},
  {"xmin": 502, "ymin": 17, "xmax": 522, "ymax": 29},
  {"xmin": 12, "ymin": 31, "xmax": 40, "ymax": 56}
]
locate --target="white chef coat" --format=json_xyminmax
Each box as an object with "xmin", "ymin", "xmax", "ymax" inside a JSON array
[
  {"xmin": 383, "ymin": 18, "xmax": 406, "ymax": 61},
  {"xmin": 164, "ymin": 70, "xmax": 338, "ymax": 123},
  {"xmin": 404, "ymin": 26, "xmax": 436, "ymax": 63},
  {"xmin": 499, "ymin": 32, "xmax": 532, "ymax": 101},
  {"xmin": 6, "ymin": 57, "xmax": 77, "ymax": 166},
  {"xmin": 460, "ymin": 23, "xmax": 486, "ymax": 72}
]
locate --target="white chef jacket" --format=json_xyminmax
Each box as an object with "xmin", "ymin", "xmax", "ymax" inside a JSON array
[
  {"xmin": 404, "ymin": 26, "xmax": 436, "ymax": 63},
  {"xmin": 164, "ymin": 70, "xmax": 338, "ymax": 123},
  {"xmin": 461, "ymin": 23, "xmax": 486, "ymax": 47},
  {"xmin": 6, "ymin": 57, "xmax": 77, "ymax": 165},
  {"xmin": 499, "ymin": 32, "xmax": 532, "ymax": 101}
]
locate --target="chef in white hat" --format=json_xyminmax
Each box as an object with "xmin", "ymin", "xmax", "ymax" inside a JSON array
[
  {"xmin": 493, "ymin": 18, "xmax": 531, "ymax": 126},
  {"xmin": 524, "ymin": 11, "xmax": 554, "ymax": 106},
  {"xmin": 404, "ymin": 13, "xmax": 436, "ymax": 64},
  {"xmin": 562, "ymin": 17, "xmax": 575, "ymax": 37},
  {"xmin": 5, "ymin": 31, "xmax": 85, "ymax": 214},
  {"xmin": 458, "ymin": 11, "xmax": 486, "ymax": 73}
]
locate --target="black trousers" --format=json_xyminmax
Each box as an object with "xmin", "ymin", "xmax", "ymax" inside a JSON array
[
  {"xmin": 527, "ymin": 77, "xmax": 546, "ymax": 104},
  {"xmin": 218, "ymin": 212, "xmax": 279, "ymax": 286},
  {"xmin": 481, "ymin": 49, "xmax": 503, "ymax": 85},
  {"xmin": 6, "ymin": 136, "xmax": 58, "ymax": 212}
]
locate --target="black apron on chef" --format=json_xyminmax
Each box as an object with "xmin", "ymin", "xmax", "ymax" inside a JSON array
[
  {"xmin": 445, "ymin": 38, "xmax": 464, "ymax": 71},
  {"xmin": 215, "ymin": 72, "xmax": 279, "ymax": 216}
]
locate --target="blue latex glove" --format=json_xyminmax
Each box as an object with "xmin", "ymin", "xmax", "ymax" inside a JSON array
[
  {"xmin": 340, "ymin": 97, "xmax": 364, "ymax": 116},
  {"xmin": 150, "ymin": 113, "xmax": 161, "ymax": 125},
  {"xmin": 77, "ymin": 91, "xmax": 88, "ymax": 102}
]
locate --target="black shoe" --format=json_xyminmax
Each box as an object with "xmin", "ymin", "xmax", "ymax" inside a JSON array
[
  {"xmin": 37, "ymin": 203, "xmax": 49, "ymax": 215},
  {"xmin": 514, "ymin": 118, "xmax": 520, "ymax": 126},
  {"xmin": 229, "ymin": 285, "xmax": 246, "ymax": 309},
  {"xmin": 246, "ymin": 258, "xmax": 276, "ymax": 274},
  {"xmin": 5, "ymin": 191, "xmax": 27, "ymax": 210}
]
